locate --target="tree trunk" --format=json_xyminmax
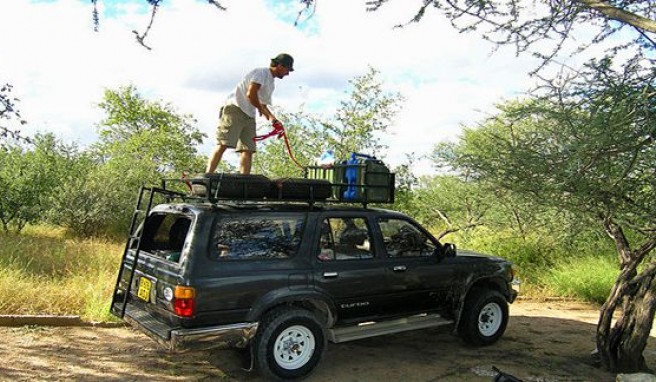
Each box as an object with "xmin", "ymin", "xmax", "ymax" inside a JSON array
[
  {"xmin": 597, "ymin": 265, "xmax": 656, "ymax": 372},
  {"xmin": 597, "ymin": 217, "xmax": 656, "ymax": 372}
]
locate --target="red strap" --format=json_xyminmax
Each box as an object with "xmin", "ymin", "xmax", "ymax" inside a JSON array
[
  {"xmin": 252, "ymin": 127, "xmax": 284, "ymax": 141},
  {"xmin": 281, "ymin": 130, "xmax": 304, "ymax": 170},
  {"xmin": 181, "ymin": 171, "xmax": 192, "ymax": 191},
  {"xmin": 252, "ymin": 124, "xmax": 304, "ymax": 170}
]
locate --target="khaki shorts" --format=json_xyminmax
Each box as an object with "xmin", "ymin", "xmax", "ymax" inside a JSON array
[{"xmin": 216, "ymin": 104, "xmax": 256, "ymax": 152}]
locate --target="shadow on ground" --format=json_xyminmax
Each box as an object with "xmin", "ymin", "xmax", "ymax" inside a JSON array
[{"xmin": 1, "ymin": 310, "xmax": 653, "ymax": 381}]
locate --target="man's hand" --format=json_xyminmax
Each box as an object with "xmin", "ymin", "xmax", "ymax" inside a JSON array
[{"xmin": 272, "ymin": 119, "xmax": 284, "ymax": 131}]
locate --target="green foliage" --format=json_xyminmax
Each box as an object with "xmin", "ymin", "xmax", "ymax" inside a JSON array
[
  {"xmin": 446, "ymin": 59, "xmax": 656, "ymax": 227},
  {"xmin": 389, "ymin": 153, "xmax": 420, "ymax": 214},
  {"xmin": 456, "ymin": 228, "xmax": 555, "ymax": 271},
  {"xmin": 75, "ymin": 85, "xmax": 207, "ymax": 236},
  {"xmin": 329, "ymin": 67, "xmax": 404, "ymax": 160},
  {"xmin": 410, "ymin": 175, "xmax": 490, "ymax": 239},
  {"xmin": 46, "ymin": 159, "xmax": 129, "ymax": 237},
  {"xmin": 94, "ymin": 85, "xmax": 205, "ymax": 176},
  {"xmin": 0, "ymin": 134, "xmax": 75, "ymax": 233},
  {"xmin": 426, "ymin": 57, "xmax": 656, "ymax": 320}
]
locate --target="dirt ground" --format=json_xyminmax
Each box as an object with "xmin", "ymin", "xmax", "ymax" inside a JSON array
[{"xmin": 1, "ymin": 299, "xmax": 656, "ymax": 382}]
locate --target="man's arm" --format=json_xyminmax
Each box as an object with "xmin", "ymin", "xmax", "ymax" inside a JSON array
[{"xmin": 246, "ymin": 82, "xmax": 277, "ymax": 122}]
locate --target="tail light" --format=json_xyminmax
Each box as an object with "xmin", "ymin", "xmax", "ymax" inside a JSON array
[{"xmin": 173, "ymin": 286, "xmax": 195, "ymax": 317}]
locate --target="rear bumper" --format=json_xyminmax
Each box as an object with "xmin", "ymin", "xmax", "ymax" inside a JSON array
[{"xmin": 123, "ymin": 304, "xmax": 258, "ymax": 352}]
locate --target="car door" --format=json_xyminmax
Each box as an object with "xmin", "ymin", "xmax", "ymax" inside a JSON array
[
  {"xmin": 311, "ymin": 213, "xmax": 387, "ymax": 321},
  {"xmin": 375, "ymin": 215, "xmax": 455, "ymax": 315}
]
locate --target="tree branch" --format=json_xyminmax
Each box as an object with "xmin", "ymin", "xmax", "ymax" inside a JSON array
[{"xmin": 577, "ymin": 0, "xmax": 656, "ymax": 34}]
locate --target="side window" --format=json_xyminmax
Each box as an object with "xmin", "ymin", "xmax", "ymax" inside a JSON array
[
  {"xmin": 139, "ymin": 214, "xmax": 191, "ymax": 263},
  {"xmin": 317, "ymin": 217, "xmax": 373, "ymax": 261},
  {"xmin": 211, "ymin": 214, "xmax": 304, "ymax": 260},
  {"xmin": 378, "ymin": 218, "xmax": 436, "ymax": 258}
]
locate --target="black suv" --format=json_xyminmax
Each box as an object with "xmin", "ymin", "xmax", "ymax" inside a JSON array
[{"xmin": 110, "ymin": 174, "xmax": 518, "ymax": 381}]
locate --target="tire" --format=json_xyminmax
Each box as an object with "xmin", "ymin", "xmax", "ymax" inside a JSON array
[
  {"xmin": 458, "ymin": 288, "xmax": 509, "ymax": 346},
  {"xmin": 191, "ymin": 173, "xmax": 271, "ymax": 199},
  {"xmin": 254, "ymin": 307, "xmax": 327, "ymax": 381}
]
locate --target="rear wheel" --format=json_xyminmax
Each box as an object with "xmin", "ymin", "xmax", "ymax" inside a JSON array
[
  {"xmin": 458, "ymin": 288, "xmax": 509, "ymax": 346},
  {"xmin": 254, "ymin": 307, "xmax": 327, "ymax": 381}
]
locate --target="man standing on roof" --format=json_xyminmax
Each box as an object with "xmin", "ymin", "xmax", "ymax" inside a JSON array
[{"xmin": 206, "ymin": 53, "xmax": 294, "ymax": 175}]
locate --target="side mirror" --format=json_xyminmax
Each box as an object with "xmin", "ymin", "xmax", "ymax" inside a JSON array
[{"xmin": 443, "ymin": 243, "xmax": 457, "ymax": 258}]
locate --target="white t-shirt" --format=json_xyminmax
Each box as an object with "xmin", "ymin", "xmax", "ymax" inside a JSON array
[{"xmin": 225, "ymin": 67, "xmax": 275, "ymax": 118}]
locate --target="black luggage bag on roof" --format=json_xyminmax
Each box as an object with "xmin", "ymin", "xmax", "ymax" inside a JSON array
[
  {"xmin": 190, "ymin": 173, "xmax": 271, "ymax": 199},
  {"xmin": 270, "ymin": 178, "xmax": 332, "ymax": 201}
]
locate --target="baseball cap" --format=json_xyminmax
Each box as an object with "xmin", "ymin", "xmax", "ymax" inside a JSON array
[{"xmin": 272, "ymin": 53, "xmax": 294, "ymax": 71}]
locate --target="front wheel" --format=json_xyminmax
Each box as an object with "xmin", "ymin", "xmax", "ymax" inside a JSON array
[
  {"xmin": 254, "ymin": 307, "xmax": 327, "ymax": 381},
  {"xmin": 458, "ymin": 288, "xmax": 509, "ymax": 346}
]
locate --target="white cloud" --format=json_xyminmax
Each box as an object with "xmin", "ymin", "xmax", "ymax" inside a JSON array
[{"xmin": 0, "ymin": 0, "xmax": 540, "ymax": 174}]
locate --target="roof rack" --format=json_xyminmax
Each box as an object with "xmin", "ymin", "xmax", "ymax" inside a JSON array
[{"xmin": 156, "ymin": 167, "xmax": 395, "ymax": 208}]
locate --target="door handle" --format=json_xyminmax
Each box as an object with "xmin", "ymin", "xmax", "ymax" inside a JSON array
[
  {"xmin": 393, "ymin": 265, "xmax": 407, "ymax": 272},
  {"xmin": 323, "ymin": 272, "xmax": 338, "ymax": 278}
]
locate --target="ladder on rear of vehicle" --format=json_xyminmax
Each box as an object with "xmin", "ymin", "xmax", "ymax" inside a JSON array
[{"xmin": 109, "ymin": 185, "xmax": 163, "ymax": 318}]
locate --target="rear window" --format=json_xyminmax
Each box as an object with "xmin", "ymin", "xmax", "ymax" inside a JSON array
[
  {"xmin": 211, "ymin": 214, "xmax": 305, "ymax": 260},
  {"xmin": 138, "ymin": 214, "xmax": 192, "ymax": 263}
]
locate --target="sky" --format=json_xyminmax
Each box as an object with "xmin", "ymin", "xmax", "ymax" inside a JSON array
[{"xmin": 0, "ymin": 0, "xmax": 542, "ymax": 175}]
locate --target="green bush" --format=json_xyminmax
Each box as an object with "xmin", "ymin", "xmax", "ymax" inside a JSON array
[{"xmin": 47, "ymin": 166, "xmax": 133, "ymax": 238}]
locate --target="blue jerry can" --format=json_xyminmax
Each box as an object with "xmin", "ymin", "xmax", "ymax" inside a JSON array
[{"xmin": 341, "ymin": 153, "xmax": 393, "ymax": 203}]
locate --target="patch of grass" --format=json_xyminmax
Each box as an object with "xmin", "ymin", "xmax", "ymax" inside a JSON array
[
  {"xmin": 539, "ymin": 255, "xmax": 618, "ymax": 305},
  {"xmin": 448, "ymin": 229, "xmax": 558, "ymax": 294},
  {"xmin": 0, "ymin": 229, "xmax": 123, "ymax": 322}
]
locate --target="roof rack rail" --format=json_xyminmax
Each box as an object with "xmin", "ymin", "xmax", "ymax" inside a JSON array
[{"xmin": 154, "ymin": 169, "xmax": 395, "ymax": 208}]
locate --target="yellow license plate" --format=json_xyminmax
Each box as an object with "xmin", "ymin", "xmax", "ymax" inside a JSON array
[{"xmin": 137, "ymin": 277, "xmax": 152, "ymax": 302}]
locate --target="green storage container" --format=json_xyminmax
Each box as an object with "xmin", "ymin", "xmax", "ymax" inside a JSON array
[
  {"xmin": 339, "ymin": 153, "xmax": 394, "ymax": 203},
  {"xmin": 306, "ymin": 153, "xmax": 395, "ymax": 204},
  {"xmin": 305, "ymin": 166, "xmax": 343, "ymax": 199}
]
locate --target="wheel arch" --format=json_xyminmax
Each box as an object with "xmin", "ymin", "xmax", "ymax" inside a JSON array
[{"xmin": 247, "ymin": 289, "xmax": 337, "ymax": 328}]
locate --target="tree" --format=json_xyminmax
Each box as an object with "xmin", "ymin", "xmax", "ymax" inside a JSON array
[
  {"xmin": 86, "ymin": 85, "xmax": 205, "ymax": 235},
  {"xmin": 365, "ymin": 0, "xmax": 655, "ymax": 71},
  {"xmin": 437, "ymin": 58, "xmax": 656, "ymax": 372},
  {"xmin": 93, "ymin": 85, "xmax": 205, "ymax": 175},
  {"xmin": 89, "ymin": 0, "xmax": 655, "ymax": 63},
  {"xmin": 255, "ymin": 67, "xmax": 404, "ymax": 177},
  {"xmin": 0, "ymin": 134, "xmax": 74, "ymax": 233},
  {"xmin": 45, "ymin": 153, "xmax": 126, "ymax": 237}
]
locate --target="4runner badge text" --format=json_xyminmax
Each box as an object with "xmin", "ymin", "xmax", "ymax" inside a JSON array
[{"xmin": 341, "ymin": 301, "xmax": 370, "ymax": 309}]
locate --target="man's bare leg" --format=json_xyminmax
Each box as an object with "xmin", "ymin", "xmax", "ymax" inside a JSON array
[
  {"xmin": 206, "ymin": 145, "xmax": 228, "ymax": 173},
  {"xmin": 240, "ymin": 151, "xmax": 253, "ymax": 175}
]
